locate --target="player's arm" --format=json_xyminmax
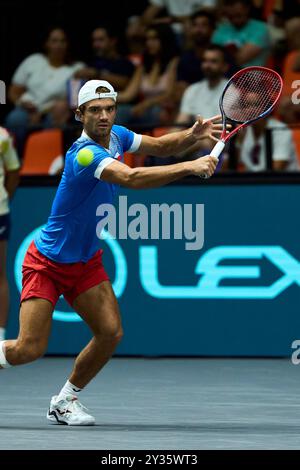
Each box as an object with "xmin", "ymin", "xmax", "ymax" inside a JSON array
[
  {"xmin": 137, "ymin": 115, "xmax": 223, "ymax": 158},
  {"xmin": 101, "ymin": 155, "xmax": 218, "ymax": 189}
]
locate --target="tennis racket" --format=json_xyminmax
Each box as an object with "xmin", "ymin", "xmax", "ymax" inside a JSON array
[{"xmin": 201, "ymin": 66, "xmax": 283, "ymax": 177}]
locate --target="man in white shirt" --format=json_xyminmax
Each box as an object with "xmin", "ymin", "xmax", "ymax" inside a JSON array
[
  {"xmin": 0, "ymin": 127, "xmax": 20, "ymax": 341},
  {"xmin": 5, "ymin": 28, "xmax": 85, "ymax": 153},
  {"xmin": 177, "ymin": 45, "xmax": 228, "ymax": 123},
  {"xmin": 239, "ymin": 117, "xmax": 298, "ymax": 172},
  {"xmin": 174, "ymin": 45, "xmax": 228, "ymax": 158}
]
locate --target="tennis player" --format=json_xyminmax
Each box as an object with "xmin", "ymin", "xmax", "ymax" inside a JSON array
[{"xmin": 0, "ymin": 80, "xmax": 219, "ymax": 425}]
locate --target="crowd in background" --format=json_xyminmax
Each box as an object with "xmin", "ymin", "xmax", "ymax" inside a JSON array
[{"xmin": 2, "ymin": 0, "xmax": 300, "ymax": 173}]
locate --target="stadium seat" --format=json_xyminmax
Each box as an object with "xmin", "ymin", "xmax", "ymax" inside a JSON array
[
  {"xmin": 124, "ymin": 152, "xmax": 135, "ymax": 167},
  {"xmin": 21, "ymin": 129, "xmax": 64, "ymax": 175}
]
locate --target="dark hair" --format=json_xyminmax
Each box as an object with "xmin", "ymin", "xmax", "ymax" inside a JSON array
[
  {"xmin": 92, "ymin": 24, "xmax": 118, "ymax": 39},
  {"xmin": 42, "ymin": 26, "xmax": 73, "ymax": 65},
  {"xmin": 190, "ymin": 9, "xmax": 216, "ymax": 28},
  {"xmin": 143, "ymin": 24, "xmax": 179, "ymax": 74},
  {"xmin": 42, "ymin": 26, "xmax": 69, "ymax": 45}
]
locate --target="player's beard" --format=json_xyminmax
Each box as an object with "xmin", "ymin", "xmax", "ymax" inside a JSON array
[
  {"xmin": 203, "ymin": 69, "xmax": 223, "ymax": 81},
  {"xmin": 95, "ymin": 124, "xmax": 112, "ymax": 138}
]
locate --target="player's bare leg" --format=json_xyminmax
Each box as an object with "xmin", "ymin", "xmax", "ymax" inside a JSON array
[
  {"xmin": 0, "ymin": 298, "xmax": 53, "ymax": 368},
  {"xmin": 0, "ymin": 241, "xmax": 9, "ymax": 341},
  {"xmin": 70, "ymin": 281, "xmax": 123, "ymax": 388},
  {"xmin": 47, "ymin": 281, "xmax": 123, "ymax": 426}
]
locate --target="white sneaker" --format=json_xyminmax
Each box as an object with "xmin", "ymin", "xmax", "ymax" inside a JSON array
[{"xmin": 47, "ymin": 395, "xmax": 95, "ymax": 426}]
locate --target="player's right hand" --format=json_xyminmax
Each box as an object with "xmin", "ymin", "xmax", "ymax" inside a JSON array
[{"xmin": 190, "ymin": 155, "xmax": 218, "ymax": 178}]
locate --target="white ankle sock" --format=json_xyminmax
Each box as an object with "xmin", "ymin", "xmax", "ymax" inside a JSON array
[
  {"xmin": 0, "ymin": 341, "xmax": 11, "ymax": 368},
  {"xmin": 57, "ymin": 380, "xmax": 83, "ymax": 401},
  {"xmin": 0, "ymin": 328, "xmax": 5, "ymax": 342}
]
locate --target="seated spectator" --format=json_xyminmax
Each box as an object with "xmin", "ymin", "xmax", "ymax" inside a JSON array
[
  {"xmin": 172, "ymin": 45, "xmax": 228, "ymax": 158},
  {"xmin": 75, "ymin": 25, "xmax": 135, "ymax": 91},
  {"xmin": 176, "ymin": 45, "xmax": 228, "ymax": 124},
  {"xmin": 5, "ymin": 28, "xmax": 85, "ymax": 154},
  {"xmin": 238, "ymin": 117, "xmax": 298, "ymax": 171},
  {"xmin": 176, "ymin": 9, "xmax": 216, "ymax": 91},
  {"xmin": 117, "ymin": 24, "xmax": 179, "ymax": 127},
  {"xmin": 212, "ymin": 0, "xmax": 271, "ymax": 67}
]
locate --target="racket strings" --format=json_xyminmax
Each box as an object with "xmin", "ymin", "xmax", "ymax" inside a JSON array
[{"xmin": 222, "ymin": 69, "xmax": 282, "ymax": 123}]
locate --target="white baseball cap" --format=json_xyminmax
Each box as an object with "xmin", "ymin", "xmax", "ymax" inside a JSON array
[{"xmin": 77, "ymin": 80, "xmax": 118, "ymax": 107}]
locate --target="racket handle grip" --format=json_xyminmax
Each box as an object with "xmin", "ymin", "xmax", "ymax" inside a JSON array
[
  {"xmin": 210, "ymin": 140, "xmax": 225, "ymax": 159},
  {"xmin": 199, "ymin": 140, "xmax": 225, "ymax": 179}
]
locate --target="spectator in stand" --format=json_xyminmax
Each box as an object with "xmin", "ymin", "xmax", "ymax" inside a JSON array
[
  {"xmin": 176, "ymin": 45, "xmax": 228, "ymax": 124},
  {"xmin": 117, "ymin": 24, "xmax": 179, "ymax": 127},
  {"xmin": 238, "ymin": 117, "xmax": 298, "ymax": 171},
  {"xmin": 75, "ymin": 25, "xmax": 135, "ymax": 91},
  {"xmin": 212, "ymin": 0, "xmax": 271, "ymax": 67},
  {"xmin": 176, "ymin": 10, "xmax": 216, "ymax": 90},
  {"xmin": 173, "ymin": 45, "xmax": 228, "ymax": 158},
  {"xmin": 5, "ymin": 28, "xmax": 85, "ymax": 154},
  {"xmin": 0, "ymin": 127, "xmax": 20, "ymax": 342}
]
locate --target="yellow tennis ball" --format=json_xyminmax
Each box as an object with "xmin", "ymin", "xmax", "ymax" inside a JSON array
[{"xmin": 77, "ymin": 148, "xmax": 94, "ymax": 166}]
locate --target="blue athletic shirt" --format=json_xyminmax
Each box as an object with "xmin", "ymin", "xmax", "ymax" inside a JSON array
[{"xmin": 34, "ymin": 125, "xmax": 142, "ymax": 263}]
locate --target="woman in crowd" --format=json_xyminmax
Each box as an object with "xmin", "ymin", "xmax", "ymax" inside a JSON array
[
  {"xmin": 117, "ymin": 24, "xmax": 179, "ymax": 127},
  {"xmin": 5, "ymin": 27, "xmax": 85, "ymax": 153}
]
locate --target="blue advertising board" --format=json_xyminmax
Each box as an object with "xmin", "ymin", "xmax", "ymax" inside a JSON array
[{"xmin": 6, "ymin": 183, "xmax": 300, "ymax": 356}]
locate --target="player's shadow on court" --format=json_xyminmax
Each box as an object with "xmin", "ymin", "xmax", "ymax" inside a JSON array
[
  {"xmin": 97, "ymin": 423, "xmax": 300, "ymax": 434},
  {"xmin": 1, "ymin": 423, "xmax": 300, "ymax": 434}
]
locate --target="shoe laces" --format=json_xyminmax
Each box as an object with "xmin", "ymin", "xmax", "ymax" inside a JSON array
[{"xmin": 57, "ymin": 396, "xmax": 89, "ymax": 415}]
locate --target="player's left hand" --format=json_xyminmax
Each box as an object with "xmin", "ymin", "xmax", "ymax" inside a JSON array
[{"xmin": 191, "ymin": 115, "xmax": 228, "ymax": 142}]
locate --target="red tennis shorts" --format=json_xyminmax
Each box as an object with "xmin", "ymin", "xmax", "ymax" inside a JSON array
[{"xmin": 21, "ymin": 241, "xmax": 109, "ymax": 307}]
